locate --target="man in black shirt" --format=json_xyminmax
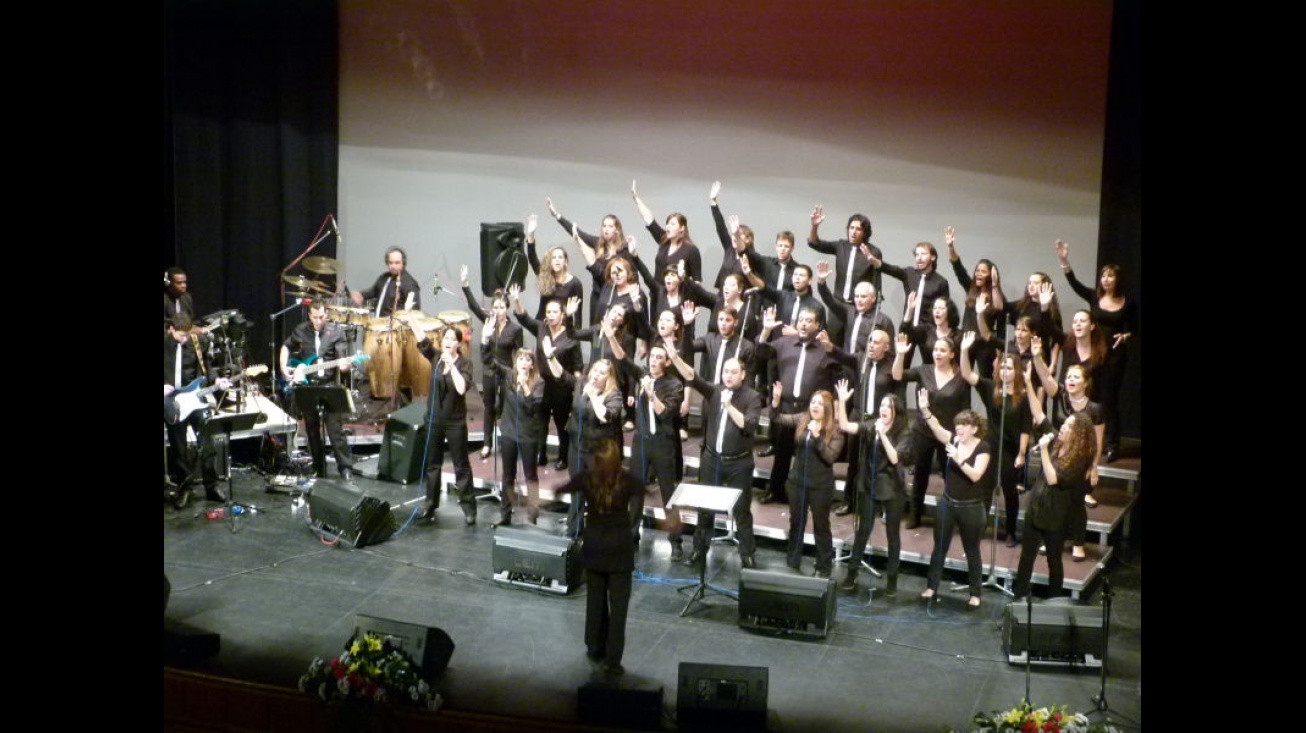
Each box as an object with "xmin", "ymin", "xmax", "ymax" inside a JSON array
[
  {"xmin": 807, "ymin": 207, "xmax": 882, "ymax": 301},
  {"xmin": 279, "ymin": 302, "xmax": 357, "ymax": 481},
  {"xmin": 351, "ymin": 246, "xmax": 422, "ymax": 318},
  {"xmin": 163, "ymin": 312, "xmax": 231, "ymax": 506}
]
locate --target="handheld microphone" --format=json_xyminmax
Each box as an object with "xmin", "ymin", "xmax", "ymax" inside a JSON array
[{"xmin": 432, "ymin": 274, "xmax": 442, "ymax": 296}]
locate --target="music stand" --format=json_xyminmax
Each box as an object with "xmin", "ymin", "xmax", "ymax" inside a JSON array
[
  {"xmin": 200, "ymin": 411, "xmax": 261, "ymax": 532},
  {"xmin": 668, "ymin": 482, "xmax": 743, "ymax": 617},
  {"xmin": 293, "ymin": 385, "xmax": 354, "ymax": 479}
]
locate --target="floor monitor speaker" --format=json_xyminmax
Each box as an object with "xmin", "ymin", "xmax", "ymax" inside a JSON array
[
  {"xmin": 307, "ymin": 479, "xmax": 397, "ymax": 547},
  {"xmin": 738, "ymin": 568, "xmax": 836, "ymax": 639},
  {"xmin": 1002, "ymin": 599, "xmax": 1104, "ymax": 668},
  {"xmin": 353, "ymin": 614, "xmax": 455, "ymax": 678},
  {"xmin": 676, "ymin": 662, "xmax": 768, "ymax": 731}
]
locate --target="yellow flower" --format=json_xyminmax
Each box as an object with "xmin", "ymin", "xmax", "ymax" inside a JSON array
[
  {"xmin": 1004, "ymin": 708, "xmax": 1025, "ymax": 725},
  {"xmin": 366, "ymin": 635, "xmax": 383, "ymax": 652},
  {"xmin": 350, "ymin": 640, "xmax": 361, "ymax": 655}
]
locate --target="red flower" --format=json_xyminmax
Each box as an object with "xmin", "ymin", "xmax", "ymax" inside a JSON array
[{"xmin": 1022, "ymin": 722, "xmax": 1038, "ymax": 733}]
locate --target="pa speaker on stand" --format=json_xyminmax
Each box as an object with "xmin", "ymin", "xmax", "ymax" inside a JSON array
[{"xmin": 480, "ymin": 222, "xmax": 527, "ymax": 295}]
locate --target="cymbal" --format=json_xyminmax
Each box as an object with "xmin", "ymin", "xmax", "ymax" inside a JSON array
[
  {"xmin": 283, "ymin": 274, "xmax": 313, "ymax": 288},
  {"xmin": 308, "ymin": 280, "xmax": 333, "ymax": 293},
  {"xmin": 302, "ymin": 256, "xmax": 341, "ymax": 274},
  {"xmin": 285, "ymin": 290, "xmax": 312, "ymax": 298}
]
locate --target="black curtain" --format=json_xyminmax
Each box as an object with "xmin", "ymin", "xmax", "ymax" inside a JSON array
[
  {"xmin": 1097, "ymin": 0, "xmax": 1141, "ymax": 440},
  {"xmin": 164, "ymin": 0, "xmax": 338, "ymax": 369}
]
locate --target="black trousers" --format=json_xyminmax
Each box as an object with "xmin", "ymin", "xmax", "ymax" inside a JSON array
[
  {"xmin": 424, "ymin": 419, "xmax": 472, "ymax": 510},
  {"xmin": 926, "ymin": 495, "xmax": 986, "ymax": 596},
  {"xmin": 911, "ymin": 433, "xmax": 947, "ymax": 514},
  {"xmin": 304, "ymin": 406, "xmax": 353, "ymax": 476},
  {"xmin": 629, "ymin": 432, "xmax": 681, "ymax": 542},
  {"xmin": 585, "ymin": 569, "xmax": 632, "ymax": 668},
  {"xmin": 693, "ymin": 453, "xmax": 756, "ymax": 559},
  {"xmin": 848, "ymin": 492, "xmax": 906, "ymax": 579},
  {"xmin": 166, "ymin": 412, "xmax": 219, "ymax": 488},
  {"xmin": 481, "ymin": 368, "xmax": 501, "ymax": 446},
  {"xmin": 766, "ymin": 406, "xmax": 803, "ymax": 501},
  {"xmin": 787, "ymin": 474, "xmax": 834, "ymax": 572},
  {"xmin": 1098, "ymin": 347, "xmax": 1128, "ymax": 451},
  {"xmin": 540, "ymin": 382, "xmax": 571, "ymax": 462},
  {"xmin": 1014, "ymin": 522, "xmax": 1068, "ymax": 598}
]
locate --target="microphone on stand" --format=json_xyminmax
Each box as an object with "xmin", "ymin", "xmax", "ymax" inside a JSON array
[{"xmin": 431, "ymin": 274, "xmax": 442, "ymax": 296}]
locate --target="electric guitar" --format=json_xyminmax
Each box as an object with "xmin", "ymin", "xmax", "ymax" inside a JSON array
[
  {"xmin": 283, "ymin": 352, "xmax": 370, "ymax": 389},
  {"xmin": 164, "ymin": 365, "xmax": 269, "ymax": 425}
]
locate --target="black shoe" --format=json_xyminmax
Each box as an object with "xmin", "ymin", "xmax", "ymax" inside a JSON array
[
  {"xmin": 463, "ymin": 507, "xmax": 477, "ymax": 526},
  {"xmin": 554, "ymin": 460, "xmax": 568, "ymax": 471},
  {"xmin": 904, "ymin": 507, "xmax": 921, "ymax": 530},
  {"xmin": 883, "ymin": 575, "xmax": 898, "ymax": 597},
  {"xmin": 537, "ymin": 454, "xmax": 549, "ymax": 467},
  {"xmin": 339, "ymin": 467, "xmax": 354, "ymax": 482},
  {"xmin": 761, "ymin": 494, "xmax": 787, "ymax": 505},
  {"xmin": 787, "ymin": 558, "xmax": 802, "ymax": 571},
  {"xmin": 837, "ymin": 573, "xmax": 858, "ymax": 592},
  {"xmin": 670, "ymin": 544, "xmax": 685, "ymax": 563},
  {"xmin": 756, "ymin": 445, "xmax": 776, "ymax": 458},
  {"xmin": 419, "ymin": 501, "xmax": 438, "ymax": 522},
  {"xmin": 815, "ymin": 567, "xmax": 832, "ymax": 579},
  {"xmin": 173, "ymin": 488, "xmax": 193, "ymax": 510},
  {"xmin": 1104, "ymin": 447, "xmax": 1119, "ymax": 463},
  {"xmin": 834, "ymin": 502, "xmax": 853, "ymax": 516},
  {"xmin": 602, "ymin": 663, "xmax": 625, "ymax": 676},
  {"xmin": 1005, "ymin": 534, "xmax": 1020, "ymax": 548},
  {"xmin": 204, "ymin": 485, "xmax": 227, "ymax": 503},
  {"xmin": 741, "ymin": 555, "xmax": 756, "ymax": 569},
  {"xmin": 685, "ymin": 548, "xmax": 705, "ymax": 566},
  {"xmin": 494, "ymin": 511, "xmax": 512, "ymax": 527}
]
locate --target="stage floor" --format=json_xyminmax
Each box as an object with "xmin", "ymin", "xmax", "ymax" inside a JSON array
[{"xmin": 165, "ymin": 451, "xmax": 1143, "ymax": 732}]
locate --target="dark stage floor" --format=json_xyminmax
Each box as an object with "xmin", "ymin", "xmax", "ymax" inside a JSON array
[{"xmin": 164, "ymin": 446, "xmax": 1143, "ymax": 732}]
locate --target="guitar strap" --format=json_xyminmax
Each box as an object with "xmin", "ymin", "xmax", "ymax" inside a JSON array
[{"xmin": 190, "ymin": 336, "xmax": 207, "ymax": 376}]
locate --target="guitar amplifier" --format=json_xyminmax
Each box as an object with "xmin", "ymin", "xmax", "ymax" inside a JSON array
[
  {"xmin": 737, "ymin": 569, "xmax": 836, "ymax": 639},
  {"xmin": 307, "ymin": 479, "xmax": 397, "ymax": 548},
  {"xmin": 491, "ymin": 525, "xmax": 582, "ymax": 594}
]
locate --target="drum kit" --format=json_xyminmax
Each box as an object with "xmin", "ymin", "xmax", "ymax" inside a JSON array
[{"xmin": 282, "ymin": 254, "xmax": 473, "ymax": 403}]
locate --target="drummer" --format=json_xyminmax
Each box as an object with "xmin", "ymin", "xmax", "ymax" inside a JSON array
[{"xmin": 351, "ymin": 246, "xmax": 421, "ymax": 318}]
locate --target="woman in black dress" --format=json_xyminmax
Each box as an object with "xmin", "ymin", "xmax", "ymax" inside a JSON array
[
  {"xmin": 550, "ymin": 358, "xmax": 624, "ymax": 535},
  {"xmin": 545, "ymin": 196, "xmax": 634, "ymax": 326},
  {"xmin": 915, "ymin": 399, "xmax": 992, "ymax": 610},
  {"xmin": 945, "ymin": 226, "xmax": 1005, "ymax": 379},
  {"xmin": 414, "ymin": 323, "xmax": 475, "ymax": 525},
  {"xmin": 1012, "ymin": 402, "xmax": 1097, "ymax": 598},
  {"xmin": 834, "ymin": 381, "xmax": 912, "ymax": 596},
  {"xmin": 1056, "ymin": 239, "xmax": 1138, "ymax": 462},
  {"xmin": 891, "ymin": 332, "xmax": 972, "ymax": 529},
  {"xmin": 554, "ymin": 439, "xmax": 642, "ymax": 676}
]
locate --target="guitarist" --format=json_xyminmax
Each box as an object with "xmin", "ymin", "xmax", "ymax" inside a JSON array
[
  {"xmin": 163, "ymin": 313, "xmax": 230, "ymax": 504},
  {"xmin": 279, "ymin": 302, "xmax": 357, "ymax": 481}
]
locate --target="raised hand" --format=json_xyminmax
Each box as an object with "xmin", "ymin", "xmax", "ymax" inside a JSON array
[
  {"xmin": 815, "ymin": 260, "xmax": 831, "ymax": 281},
  {"xmin": 1030, "ymin": 337, "xmax": 1043, "ymax": 359},
  {"xmin": 917, "ymin": 388, "xmax": 931, "ymax": 413},
  {"xmin": 835, "ymin": 378, "xmax": 853, "ymax": 403},
  {"xmin": 677, "ymin": 259, "xmax": 686, "ymax": 279},
  {"xmin": 641, "ymin": 374, "xmax": 656, "ymax": 395},
  {"xmin": 727, "ymin": 213, "xmax": 740, "ymax": 236},
  {"xmin": 630, "ymin": 179, "xmax": 638, "ymax": 198},
  {"xmin": 681, "ymin": 300, "xmax": 697, "ymax": 324},
  {"xmin": 566, "ymin": 296, "xmax": 580, "ymax": 316},
  {"xmin": 1055, "ymin": 239, "xmax": 1070, "ymax": 266},
  {"xmin": 904, "ymin": 291, "xmax": 918, "ymax": 320},
  {"xmin": 710, "ymin": 180, "xmax": 721, "ymax": 203},
  {"xmin": 977, "ymin": 292, "xmax": 990, "ymax": 313},
  {"xmin": 811, "ymin": 204, "xmax": 824, "ymax": 228},
  {"xmin": 961, "ymin": 331, "xmax": 977, "ymax": 352},
  {"xmin": 626, "ymin": 235, "xmax": 638, "ymax": 255},
  {"xmin": 481, "ymin": 319, "xmax": 496, "ymax": 342},
  {"xmin": 545, "ymin": 197, "xmax": 559, "ymax": 219},
  {"xmin": 944, "ymin": 226, "xmax": 957, "ymax": 259},
  {"xmin": 1112, "ymin": 332, "xmax": 1128, "ymax": 350},
  {"xmin": 541, "ymin": 334, "xmax": 555, "ymax": 358},
  {"xmin": 772, "ymin": 381, "xmax": 784, "ymax": 403},
  {"xmin": 1037, "ymin": 281, "xmax": 1054, "ymax": 308},
  {"xmin": 571, "ymin": 223, "xmax": 580, "ymax": 242},
  {"xmin": 896, "ymin": 332, "xmax": 912, "ymax": 355},
  {"xmin": 815, "ymin": 329, "xmax": 833, "ymax": 351},
  {"xmin": 738, "ymin": 253, "xmax": 752, "ymax": 275},
  {"xmin": 460, "ymin": 265, "xmax": 470, "ymax": 287},
  {"xmin": 507, "ymin": 283, "xmax": 522, "ymax": 301},
  {"xmin": 527, "ymin": 213, "xmax": 538, "ymax": 239},
  {"xmin": 762, "ymin": 306, "xmax": 780, "ymax": 331}
]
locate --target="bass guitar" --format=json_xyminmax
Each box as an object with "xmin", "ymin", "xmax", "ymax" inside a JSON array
[
  {"xmin": 283, "ymin": 351, "xmax": 371, "ymax": 389},
  {"xmin": 164, "ymin": 365, "xmax": 269, "ymax": 425}
]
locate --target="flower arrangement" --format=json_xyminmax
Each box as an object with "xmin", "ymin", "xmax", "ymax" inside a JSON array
[
  {"xmin": 961, "ymin": 702, "xmax": 1120, "ymax": 733},
  {"xmin": 299, "ymin": 632, "xmax": 442, "ymax": 711}
]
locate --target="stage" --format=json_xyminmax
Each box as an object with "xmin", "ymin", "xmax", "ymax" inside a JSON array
[{"xmin": 165, "ymin": 393, "xmax": 1142, "ymax": 732}]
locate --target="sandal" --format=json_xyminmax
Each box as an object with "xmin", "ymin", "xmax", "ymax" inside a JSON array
[
  {"xmin": 967, "ymin": 596, "xmax": 982, "ymax": 610},
  {"xmin": 1084, "ymin": 494, "xmax": 1098, "ymax": 508}
]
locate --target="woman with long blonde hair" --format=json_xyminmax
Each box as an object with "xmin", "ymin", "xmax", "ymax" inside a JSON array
[
  {"xmin": 525, "ymin": 214, "xmax": 584, "ymax": 329},
  {"xmin": 770, "ymin": 386, "xmax": 845, "ymax": 577}
]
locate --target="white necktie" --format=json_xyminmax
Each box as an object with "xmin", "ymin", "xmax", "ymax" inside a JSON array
[
  {"xmin": 789, "ymin": 298, "xmax": 800, "ymax": 327},
  {"xmin": 794, "ymin": 342, "xmax": 807, "ymax": 398},
  {"xmin": 315, "ymin": 331, "xmax": 321, "ymax": 357},
  {"xmin": 777, "ymin": 262, "xmax": 787, "ymax": 290},
  {"xmin": 842, "ymin": 251, "xmax": 856, "ymax": 301},
  {"xmin": 865, "ymin": 361, "xmax": 878, "ymax": 416},
  {"xmin": 374, "ymin": 281, "xmax": 389, "ymax": 318},
  {"xmin": 912, "ymin": 275, "xmax": 926, "ymax": 326},
  {"xmin": 715, "ymin": 399, "xmax": 728, "ymax": 452},
  {"xmin": 849, "ymin": 312, "xmax": 863, "ymax": 352},
  {"xmin": 174, "ymin": 343, "xmax": 184, "ymax": 387},
  {"xmin": 648, "ymin": 388, "xmax": 657, "ymax": 434},
  {"xmin": 714, "ymin": 339, "xmax": 727, "ymax": 384}
]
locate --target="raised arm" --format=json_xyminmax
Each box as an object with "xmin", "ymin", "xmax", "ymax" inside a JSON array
[
  {"xmin": 1055, "ymin": 239, "xmax": 1097, "ymax": 305},
  {"xmin": 571, "ymin": 222, "xmax": 597, "ymax": 267},
  {"xmin": 891, "ymin": 331, "xmax": 910, "ymax": 381},
  {"xmin": 834, "ymin": 378, "xmax": 861, "ymax": 435},
  {"xmin": 958, "ymin": 331, "xmax": 980, "ymax": 386},
  {"xmin": 917, "ymin": 389, "xmax": 952, "ymax": 444},
  {"xmin": 631, "ymin": 179, "xmax": 655, "ymax": 226},
  {"xmin": 947, "ymin": 226, "xmax": 974, "ymax": 291},
  {"xmin": 460, "ymin": 266, "xmax": 490, "ymax": 322},
  {"xmin": 807, "ymin": 204, "xmax": 834, "ymax": 253},
  {"xmin": 525, "ymin": 214, "xmax": 541, "ymax": 275},
  {"xmin": 1030, "ymin": 338, "xmax": 1059, "ymax": 398}
]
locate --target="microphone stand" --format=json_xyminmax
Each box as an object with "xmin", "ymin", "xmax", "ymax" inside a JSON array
[
  {"xmin": 1091, "ymin": 577, "xmax": 1113, "ymax": 712},
  {"xmin": 980, "ymin": 326, "xmax": 1016, "ymax": 598},
  {"xmin": 269, "ymin": 298, "xmax": 307, "ymax": 407}
]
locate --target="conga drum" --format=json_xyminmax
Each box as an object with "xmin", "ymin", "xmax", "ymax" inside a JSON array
[
  {"xmin": 326, "ymin": 305, "xmax": 352, "ymax": 324},
  {"xmin": 401, "ymin": 317, "xmax": 443, "ymax": 398},
  {"xmin": 363, "ymin": 317, "xmax": 407, "ymax": 399}
]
